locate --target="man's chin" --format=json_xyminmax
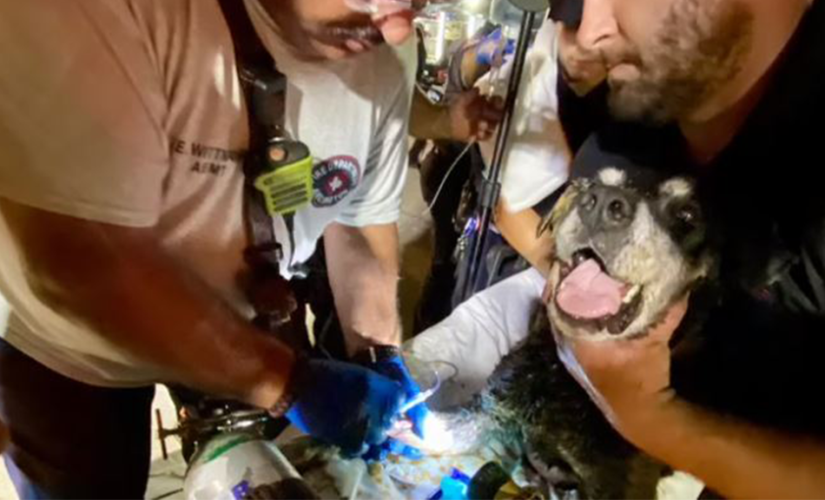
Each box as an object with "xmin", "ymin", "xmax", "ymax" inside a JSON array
[
  {"xmin": 313, "ymin": 46, "xmax": 358, "ymax": 61},
  {"xmin": 607, "ymin": 83, "xmax": 671, "ymax": 124},
  {"xmin": 287, "ymin": 41, "xmax": 365, "ymax": 62},
  {"xmin": 321, "ymin": 46, "xmax": 378, "ymax": 61}
]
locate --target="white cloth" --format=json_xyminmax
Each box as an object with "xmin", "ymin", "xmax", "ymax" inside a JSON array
[
  {"xmin": 477, "ymin": 19, "xmax": 571, "ymax": 213},
  {"xmin": 407, "ymin": 268, "xmax": 547, "ymax": 408},
  {"xmin": 0, "ymin": 0, "xmax": 415, "ymax": 386}
]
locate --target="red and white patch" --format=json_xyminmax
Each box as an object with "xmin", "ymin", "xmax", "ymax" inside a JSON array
[{"xmin": 312, "ymin": 155, "xmax": 361, "ymax": 207}]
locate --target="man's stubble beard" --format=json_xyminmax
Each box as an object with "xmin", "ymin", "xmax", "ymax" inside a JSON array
[{"xmin": 607, "ymin": 0, "xmax": 754, "ymax": 125}]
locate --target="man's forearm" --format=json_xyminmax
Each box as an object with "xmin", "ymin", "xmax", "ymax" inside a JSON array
[
  {"xmin": 410, "ymin": 90, "xmax": 454, "ymax": 140},
  {"xmin": 1, "ymin": 201, "xmax": 294, "ymax": 408},
  {"xmin": 324, "ymin": 222, "xmax": 401, "ymax": 356},
  {"xmin": 638, "ymin": 399, "xmax": 825, "ymax": 499},
  {"xmin": 495, "ymin": 202, "xmax": 553, "ymax": 276}
]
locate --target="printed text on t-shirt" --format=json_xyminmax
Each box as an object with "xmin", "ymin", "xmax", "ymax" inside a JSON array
[{"xmin": 172, "ymin": 138, "xmax": 245, "ymax": 177}]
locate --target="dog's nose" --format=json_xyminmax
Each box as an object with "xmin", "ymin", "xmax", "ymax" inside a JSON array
[{"xmin": 578, "ymin": 185, "xmax": 636, "ymax": 230}]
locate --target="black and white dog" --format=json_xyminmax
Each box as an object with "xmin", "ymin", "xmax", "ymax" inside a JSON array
[
  {"xmin": 425, "ymin": 165, "xmax": 716, "ymax": 499},
  {"xmin": 423, "ymin": 136, "xmax": 825, "ymax": 497}
]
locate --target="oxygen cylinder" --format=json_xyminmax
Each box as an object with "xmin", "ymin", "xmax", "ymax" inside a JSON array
[{"xmin": 183, "ymin": 432, "xmax": 319, "ymax": 500}]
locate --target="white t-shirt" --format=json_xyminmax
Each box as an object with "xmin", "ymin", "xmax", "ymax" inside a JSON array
[
  {"xmin": 0, "ymin": 0, "xmax": 415, "ymax": 386},
  {"xmin": 477, "ymin": 19, "xmax": 571, "ymax": 213}
]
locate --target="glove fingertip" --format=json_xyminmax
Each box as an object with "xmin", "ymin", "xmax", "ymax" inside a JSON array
[
  {"xmin": 408, "ymin": 418, "xmax": 425, "ymax": 438},
  {"xmin": 386, "ymin": 439, "xmax": 405, "ymax": 454},
  {"xmin": 402, "ymin": 446, "xmax": 424, "ymax": 460},
  {"xmin": 384, "ymin": 439, "xmax": 422, "ymax": 460},
  {"xmin": 392, "ymin": 385, "xmax": 406, "ymax": 413},
  {"xmin": 381, "ymin": 411, "xmax": 399, "ymax": 437},
  {"xmin": 363, "ymin": 443, "xmax": 389, "ymax": 462}
]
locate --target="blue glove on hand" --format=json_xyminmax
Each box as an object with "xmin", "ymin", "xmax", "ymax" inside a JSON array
[
  {"xmin": 356, "ymin": 347, "xmax": 431, "ymax": 460},
  {"xmin": 284, "ymin": 358, "xmax": 404, "ymax": 457},
  {"xmin": 475, "ymin": 28, "xmax": 516, "ymax": 67}
]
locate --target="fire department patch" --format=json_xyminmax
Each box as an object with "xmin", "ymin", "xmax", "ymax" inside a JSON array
[{"xmin": 312, "ymin": 155, "xmax": 361, "ymax": 207}]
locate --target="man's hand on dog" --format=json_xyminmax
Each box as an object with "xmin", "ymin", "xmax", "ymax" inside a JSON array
[{"xmin": 554, "ymin": 297, "xmax": 689, "ymax": 446}]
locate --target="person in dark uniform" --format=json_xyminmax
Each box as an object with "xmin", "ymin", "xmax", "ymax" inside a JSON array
[{"xmin": 549, "ymin": 0, "xmax": 825, "ymax": 497}]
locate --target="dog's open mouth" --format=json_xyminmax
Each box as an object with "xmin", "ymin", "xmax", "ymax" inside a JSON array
[{"xmin": 555, "ymin": 249, "xmax": 643, "ymax": 335}]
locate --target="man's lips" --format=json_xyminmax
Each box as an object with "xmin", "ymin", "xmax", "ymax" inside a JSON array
[
  {"xmin": 608, "ymin": 62, "xmax": 642, "ymax": 83},
  {"xmin": 603, "ymin": 50, "xmax": 643, "ymax": 76},
  {"xmin": 317, "ymin": 9, "xmax": 413, "ymax": 53},
  {"xmin": 312, "ymin": 25, "xmax": 382, "ymax": 57},
  {"xmin": 322, "ymin": 24, "xmax": 384, "ymax": 44}
]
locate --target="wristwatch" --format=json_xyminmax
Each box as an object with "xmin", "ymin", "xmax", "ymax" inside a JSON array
[
  {"xmin": 268, "ymin": 353, "xmax": 305, "ymax": 419},
  {"xmin": 353, "ymin": 345, "xmax": 401, "ymax": 365}
]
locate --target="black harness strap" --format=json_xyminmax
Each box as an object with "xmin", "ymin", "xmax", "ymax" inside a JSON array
[{"xmin": 217, "ymin": 0, "xmax": 300, "ymax": 331}]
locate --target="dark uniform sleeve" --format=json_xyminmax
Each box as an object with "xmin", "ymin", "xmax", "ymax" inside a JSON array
[
  {"xmin": 556, "ymin": 77, "xmax": 610, "ymax": 154},
  {"xmin": 775, "ymin": 217, "xmax": 825, "ymax": 314},
  {"xmin": 672, "ymin": 216, "xmax": 825, "ymax": 438}
]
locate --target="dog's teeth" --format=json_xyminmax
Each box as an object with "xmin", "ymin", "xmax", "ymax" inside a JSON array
[{"xmin": 623, "ymin": 285, "xmax": 641, "ymax": 304}]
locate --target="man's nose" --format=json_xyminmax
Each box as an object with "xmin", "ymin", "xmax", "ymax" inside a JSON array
[
  {"xmin": 376, "ymin": 11, "xmax": 414, "ymax": 45},
  {"xmin": 578, "ymin": 185, "xmax": 637, "ymax": 231},
  {"xmin": 577, "ymin": 0, "xmax": 618, "ymax": 53}
]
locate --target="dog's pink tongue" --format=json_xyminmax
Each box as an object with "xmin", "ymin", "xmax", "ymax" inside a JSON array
[{"xmin": 557, "ymin": 259, "xmax": 625, "ymax": 319}]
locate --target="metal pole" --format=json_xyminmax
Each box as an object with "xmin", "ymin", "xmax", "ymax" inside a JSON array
[{"xmin": 461, "ymin": 8, "xmax": 537, "ymax": 301}]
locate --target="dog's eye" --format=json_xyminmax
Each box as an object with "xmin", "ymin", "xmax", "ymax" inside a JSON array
[{"xmin": 672, "ymin": 202, "xmax": 701, "ymax": 227}]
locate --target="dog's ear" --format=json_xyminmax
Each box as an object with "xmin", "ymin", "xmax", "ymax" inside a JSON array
[
  {"xmin": 537, "ymin": 212, "xmax": 554, "ymax": 239},
  {"xmin": 537, "ymin": 182, "xmax": 582, "ymax": 238}
]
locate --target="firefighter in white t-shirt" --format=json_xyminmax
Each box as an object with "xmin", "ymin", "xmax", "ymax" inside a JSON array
[
  {"xmin": 0, "ymin": 0, "xmax": 431, "ymax": 496},
  {"xmin": 464, "ymin": 8, "xmax": 605, "ymax": 276}
]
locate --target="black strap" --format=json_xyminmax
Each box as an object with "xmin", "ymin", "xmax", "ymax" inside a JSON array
[
  {"xmin": 217, "ymin": 0, "xmax": 288, "ymax": 269},
  {"xmin": 218, "ymin": 0, "xmax": 306, "ymax": 334},
  {"xmin": 217, "ymin": 0, "xmax": 288, "ymax": 144}
]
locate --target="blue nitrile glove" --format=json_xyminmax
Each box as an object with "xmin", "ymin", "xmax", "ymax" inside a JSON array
[
  {"xmin": 282, "ymin": 357, "xmax": 405, "ymax": 457},
  {"xmin": 355, "ymin": 346, "xmax": 431, "ymax": 459},
  {"xmin": 475, "ymin": 28, "xmax": 516, "ymax": 67}
]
